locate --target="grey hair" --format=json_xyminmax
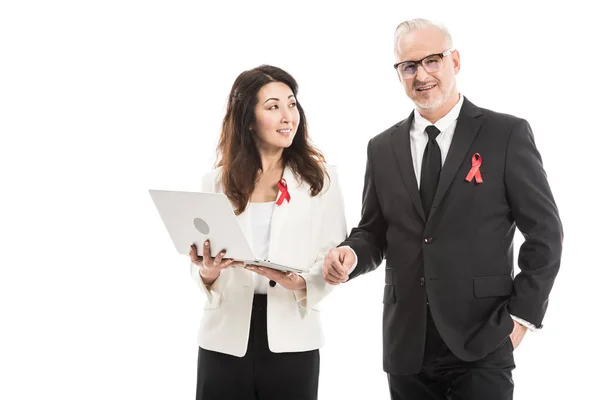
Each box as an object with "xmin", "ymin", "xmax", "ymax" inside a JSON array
[{"xmin": 393, "ymin": 18, "xmax": 453, "ymax": 54}]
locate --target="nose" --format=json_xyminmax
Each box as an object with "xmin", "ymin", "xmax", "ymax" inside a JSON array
[
  {"xmin": 280, "ymin": 107, "xmax": 292, "ymax": 123},
  {"xmin": 415, "ymin": 63, "xmax": 431, "ymax": 82}
]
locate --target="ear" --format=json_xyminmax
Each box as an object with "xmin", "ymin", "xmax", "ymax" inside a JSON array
[{"xmin": 452, "ymin": 49, "xmax": 461, "ymax": 75}]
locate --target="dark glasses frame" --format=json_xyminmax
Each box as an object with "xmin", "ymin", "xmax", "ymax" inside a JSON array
[{"xmin": 393, "ymin": 49, "xmax": 454, "ymax": 77}]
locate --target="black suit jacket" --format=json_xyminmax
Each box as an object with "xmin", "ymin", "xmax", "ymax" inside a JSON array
[{"xmin": 340, "ymin": 97, "xmax": 563, "ymax": 374}]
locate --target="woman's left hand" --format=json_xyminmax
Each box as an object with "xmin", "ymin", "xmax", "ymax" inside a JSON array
[{"xmin": 245, "ymin": 265, "xmax": 306, "ymax": 291}]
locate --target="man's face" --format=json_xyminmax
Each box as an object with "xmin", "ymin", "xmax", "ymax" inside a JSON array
[{"xmin": 394, "ymin": 26, "xmax": 460, "ymax": 111}]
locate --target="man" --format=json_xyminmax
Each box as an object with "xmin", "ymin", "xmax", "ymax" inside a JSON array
[{"xmin": 324, "ymin": 19, "xmax": 563, "ymax": 399}]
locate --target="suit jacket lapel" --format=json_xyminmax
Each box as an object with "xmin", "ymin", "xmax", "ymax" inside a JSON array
[
  {"xmin": 268, "ymin": 165, "xmax": 297, "ymax": 261},
  {"xmin": 429, "ymin": 97, "xmax": 483, "ymax": 219},
  {"xmin": 391, "ymin": 112, "xmax": 426, "ymax": 221}
]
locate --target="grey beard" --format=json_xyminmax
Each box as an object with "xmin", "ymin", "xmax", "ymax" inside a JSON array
[
  {"xmin": 413, "ymin": 80, "xmax": 454, "ymax": 110},
  {"xmin": 415, "ymin": 96, "xmax": 445, "ymax": 110}
]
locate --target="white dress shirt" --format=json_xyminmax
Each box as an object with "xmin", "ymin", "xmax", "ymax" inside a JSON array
[
  {"xmin": 410, "ymin": 95, "xmax": 463, "ymax": 186},
  {"xmin": 345, "ymin": 94, "xmax": 536, "ymax": 331},
  {"xmin": 248, "ymin": 201, "xmax": 276, "ymax": 294}
]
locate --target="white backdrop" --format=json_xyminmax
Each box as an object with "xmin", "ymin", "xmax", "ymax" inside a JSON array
[{"xmin": 1, "ymin": 1, "xmax": 598, "ymax": 399}]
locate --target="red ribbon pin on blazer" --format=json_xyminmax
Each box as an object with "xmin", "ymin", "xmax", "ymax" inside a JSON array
[
  {"xmin": 465, "ymin": 153, "xmax": 483, "ymax": 183},
  {"xmin": 276, "ymin": 178, "xmax": 291, "ymax": 206}
]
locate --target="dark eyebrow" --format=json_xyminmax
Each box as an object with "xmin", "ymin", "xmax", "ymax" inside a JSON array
[{"xmin": 263, "ymin": 94, "xmax": 296, "ymax": 104}]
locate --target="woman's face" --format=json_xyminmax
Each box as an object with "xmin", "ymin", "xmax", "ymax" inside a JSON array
[{"xmin": 251, "ymin": 81, "xmax": 300, "ymax": 152}]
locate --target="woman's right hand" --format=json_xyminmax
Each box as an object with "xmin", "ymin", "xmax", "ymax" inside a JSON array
[{"xmin": 189, "ymin": 240, "xmax": 242, "ymax": 286}]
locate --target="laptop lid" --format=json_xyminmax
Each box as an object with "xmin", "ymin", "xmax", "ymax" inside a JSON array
[{"xmin": 149, "ymin": 189, "xmax": 256, "ymax": 260}]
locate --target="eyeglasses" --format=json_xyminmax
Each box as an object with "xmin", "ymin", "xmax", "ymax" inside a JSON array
[{"xmin": 393, "ymin": 49, "xmax": 454, "ymax": 78}]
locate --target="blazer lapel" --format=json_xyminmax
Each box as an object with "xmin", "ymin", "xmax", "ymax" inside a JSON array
[
  {"xmin": 391, "ymin": 112, "xmax": 426, "ymax": 221},
  {"xmin": 429, "ymin": 97, "xmax": 483, "ymax": 219},
  {"xmin": 236, "ymin": 206, "xmax": 252, "ymax": 251},
  {"xmin": 268, "ymin": 165, "xmax": 297, "ymax": 261}
]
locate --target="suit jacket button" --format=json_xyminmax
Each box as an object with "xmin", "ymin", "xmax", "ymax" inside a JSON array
[
  {"xmin": 269, "ymin": 280, "xmax": 276, "ymax": 287},
  {"xmin": 420, "ymin": 277, "xmax": 425, "ymax": 286},
  {"xmin": 424, "ymin": 236, "xmax": 433, "ymax": 244}
]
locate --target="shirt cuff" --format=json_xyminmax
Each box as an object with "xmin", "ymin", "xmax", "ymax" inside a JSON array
[
  {"xmin": 338, "ymin": 245, "xmax": 358, "ymax": 275},
  {"xmin": 293, "ymin": 289, "xmax": 307, "ymax": 306},
  {"xmin": 510, "ymin": 314, "xmax": 538, "ymax": 331}
]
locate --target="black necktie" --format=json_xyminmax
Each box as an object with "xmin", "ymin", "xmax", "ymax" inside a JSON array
[{"xmin": 420, "ymin": 125, "xmax": 441, "ymax": 218}]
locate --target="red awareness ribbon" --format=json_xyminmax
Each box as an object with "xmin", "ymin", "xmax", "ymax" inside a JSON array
[
  {"xmin": 465, "ymin": 153, "xmax": 483, "ymax": 183},
  {"xmin": 276, "ymin": 178, "xmax": 291, "ymax": 205}
]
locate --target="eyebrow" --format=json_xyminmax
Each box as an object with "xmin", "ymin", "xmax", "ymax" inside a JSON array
[{"xmin": 263, "ymin": 94, "xmax": 295, "ymax": 104}]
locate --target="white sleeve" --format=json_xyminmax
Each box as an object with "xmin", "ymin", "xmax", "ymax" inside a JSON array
[{"xmin": 294, "ymin": 166, "xmax": 348, "ymax": 314}]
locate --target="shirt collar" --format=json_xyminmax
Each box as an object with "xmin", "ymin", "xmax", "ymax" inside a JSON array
[{"xmin": 412, "ymin": 94, "xmax": 464, "ymax": 136}]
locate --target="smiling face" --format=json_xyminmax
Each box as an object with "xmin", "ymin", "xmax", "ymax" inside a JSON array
[
  {"xmin": 394, "ymin": 25, "xmax": 460, "ymax": 115},
  {"xmin": 251, "ymin": 81, "xmax": 300, "ymax": 152}
]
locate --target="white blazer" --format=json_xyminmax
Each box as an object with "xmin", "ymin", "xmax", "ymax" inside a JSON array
[{"xmin": 190, "ymin": 163, "xmax": 347, "ymax": 357}]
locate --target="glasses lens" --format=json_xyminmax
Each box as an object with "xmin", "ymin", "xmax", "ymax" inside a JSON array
[
  {"xmin": 400, "ymin": 63, "xmax": 417, "ymax": 78},
  {"xmin": 422, "ymin": 55, "xmax": 442, "ymax": 73}
]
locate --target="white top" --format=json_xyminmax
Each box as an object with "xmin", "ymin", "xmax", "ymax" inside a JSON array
[{"xmin": 248, "ymin": 201, "xmax": 276, "ymax": 294}]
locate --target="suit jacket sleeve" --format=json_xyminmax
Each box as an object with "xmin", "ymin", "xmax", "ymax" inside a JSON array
[
  {"xmin": 294, "ymin": 165, "xmax": 348, "ymax": 311},
  {"xmin": 340, "ymin": 139, "xmax": 388, "ymax": 279},
  {"xmin": 190, "ymin": 170, "xmax": 226, "ymax": 308},
  {"xmin": 505, "ymin": 119, "xmax": 563, "ymax": 328}
]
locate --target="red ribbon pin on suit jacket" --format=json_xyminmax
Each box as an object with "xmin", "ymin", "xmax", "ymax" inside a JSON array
[
  {"xmin": 276, "ymin": 178, "xmax": 291, "ymax": 205},
  {"xmin": 465, "ymin": 153, "xmax": 483, "ymax": 183}
]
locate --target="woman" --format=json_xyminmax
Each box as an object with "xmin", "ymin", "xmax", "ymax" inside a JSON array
[{"xmin": 188, "ymin": 65, "xmax": 347, "ymax": 400}]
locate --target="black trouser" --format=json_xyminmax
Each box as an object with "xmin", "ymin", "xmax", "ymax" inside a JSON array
[
  {"xmin": 196, "ymin": 294, "xmax": 320, "ymax": 400},
  {"xmin": 388, "ymin": 307, "xmax": 515, "ymax": 400}
]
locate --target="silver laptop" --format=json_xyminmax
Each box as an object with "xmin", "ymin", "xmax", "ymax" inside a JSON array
[{"xmin": 149, "ymin": 189, "xmax": 304, "ymax": 273}]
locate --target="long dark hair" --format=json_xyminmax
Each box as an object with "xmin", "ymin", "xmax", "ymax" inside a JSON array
[{"xmin": 215, "ymin": 65, "xmax": 327, "ymax": 215}]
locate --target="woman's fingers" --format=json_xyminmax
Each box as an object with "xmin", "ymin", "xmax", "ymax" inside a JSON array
[
  {"xmin": 214, "ymin": 249, "xmax": 226, "ymax": 265},
  {"xmin": 219, "ymin": 258, "xmax": 243, "ymax": 270},
  {"xmin": 202, "ymin": 240, "xmax": 211, "ymax": 261},
  {"xmin": 189, "ymin": 244, "xmax": 202, "ymax": 264},
  {"xmin": 245, "ymin": 266, "xmax": 305, "ymax": 290},
  {"xmin": 192, "ymin": 240, "xmax": 241, "ymax": 271},
  {"xmin": 246, "ymin": 266, "xmax": 298, "ymax": 283}
]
